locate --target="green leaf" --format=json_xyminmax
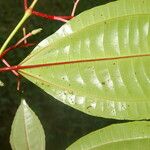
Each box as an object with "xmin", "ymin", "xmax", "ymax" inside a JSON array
[
  {"xmin": 10, "ymin": 99, "xmax": 45, "ymax": 150},
  {"xmin": 67, "ymin": 121, "xmax": 150, "ymax": 150},
  {"xmin": 19, "ymin": 0, "xmax": 150, "ymax": 120}
]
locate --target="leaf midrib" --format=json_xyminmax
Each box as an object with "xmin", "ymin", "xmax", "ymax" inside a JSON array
[{"xmin": 23, "ymin": 105, "xmax": 30, "ymax": 150}]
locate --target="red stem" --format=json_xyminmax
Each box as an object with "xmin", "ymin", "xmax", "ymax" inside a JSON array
[
  {"xmin": 16, "ymin": 33, "xmax": 32, "ymax": 46},
  {"xmin": 71, "ymin": 0, "xmax": 80, "ymax": 16},
  {"xmin": 24, "ymin": 0, "xmax": 28, "ymax": 10},
  {"xmin": 0, "ymin": 53, "xmax": 150, "ymax": 73},
  {"xmin": 31, "ymin": 10, "xmax": 73, "ymax": 22},
  {"xmin": 0, "ymin": 43, "xmax": 35, "ymax": 60},
  {"xmin": 1, "ymin": 59, "xmax": 19, "ymax": 76}
]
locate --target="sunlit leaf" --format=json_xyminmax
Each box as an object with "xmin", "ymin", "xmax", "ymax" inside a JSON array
[
  {"xmin": 19, "ymin": 0, "xmax": 150, "ymax": 120},
  {"xmin": 10, "ymin": 99, "xmax": 45, "ymax": 150},
  {"xmin": 67, "ymin": 121, "xmax": 150, "ymax": 150}
]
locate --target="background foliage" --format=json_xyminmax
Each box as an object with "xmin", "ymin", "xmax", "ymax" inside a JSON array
[{"xmin": 0, "ymin": 0, "xmax": 128, "ymax": 150}]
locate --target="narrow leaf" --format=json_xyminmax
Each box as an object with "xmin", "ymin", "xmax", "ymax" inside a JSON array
[
  {"xmin": 10, "ymin": 99, "xmax": 45, "ymax": 150},
  {"xmin": 67, "ymin": 121, "xmax": 150, "ymax": 150},
  {"xmin": 19, "ymin": 0, "xmax": 150, "ymax": 120}
]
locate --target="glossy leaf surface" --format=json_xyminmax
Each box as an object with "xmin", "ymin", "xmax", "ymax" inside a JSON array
[
  {"xmin": 10, "ymin": 100, "xmax": 45, "ymax": 150},
  {"xmin": 67, "ymin": 121, "xmax": 150, "ymax": 150},
  {"xmin": 19, "ymin": 0, "xmax": 150, "ymax": 120}
]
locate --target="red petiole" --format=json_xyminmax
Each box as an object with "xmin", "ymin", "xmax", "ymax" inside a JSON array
[
  {"xmin": 31, "ymin": 10, "xmax": 72, "ymax": 22},
  {"xmin": 0, "ymin": 43, "xmax": 35, "ymax": 60}
]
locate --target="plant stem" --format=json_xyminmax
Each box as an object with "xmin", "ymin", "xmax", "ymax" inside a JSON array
[
  {"xmin": 1, "ymin": 59, "xmax": 19, "ymax": 76},
  {"xmin": 31, "ymin": 10, "xmax": 70, "ymax": 22},
  {"xmin": 0, "ymin": 0, "xmax": 38, "ymax": 55},
  {"xmin": 71, "ymin": 0, "xmax": 80, "ymax": 16},
  {"xmin": 0, "ymin": 43, "xmax": 35, "ymax": 60},
  {"xmin": 0, "ymin": 13, "xmax": 30, "ymax": 55}
]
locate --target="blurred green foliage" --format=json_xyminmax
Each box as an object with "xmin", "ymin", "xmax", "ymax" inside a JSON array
[{"xmin": 0, "ymin": 0, "xmax": 127, "ymax": 150}]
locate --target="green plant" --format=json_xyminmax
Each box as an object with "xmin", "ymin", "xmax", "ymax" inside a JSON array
[{"xmin": 0, "ymin": 0, "xmax": 150, "ymax": 149}]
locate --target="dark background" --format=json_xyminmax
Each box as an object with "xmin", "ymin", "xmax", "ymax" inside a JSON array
[{"xmin": 0, "ymin": 0, "xmax": 127, "ymax": 150}]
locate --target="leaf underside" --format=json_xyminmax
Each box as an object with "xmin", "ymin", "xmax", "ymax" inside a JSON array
[
  {"xmin": 10, "ymin": 100, "xmax": 45, "ymax": 150},
  {"xmin": 19, "ymin": 0, "xmax": 150, "ymax": 120},
  {"xmin": 67, "ymin": 121, "xmax": 150, "ymax": 150}
]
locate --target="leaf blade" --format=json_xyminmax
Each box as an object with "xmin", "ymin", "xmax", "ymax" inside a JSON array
[
  {"xmin": 67, "ymin": 121, "xmax": 150, "ymax": 150},
  {"xmin": 10, "ymin": 99, "xmax": 45, "ymax": 150},
  {"xmin": 20, "ymin": 0, "xmax": 150, "ymax": 120}
]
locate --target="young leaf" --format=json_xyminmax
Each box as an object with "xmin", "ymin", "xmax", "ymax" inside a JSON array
[
  {"xmin": 67, "ymin": 121, "xmax": 150, "ymax": 150},
  {"xmin": 19, "ymin": 0, "xmax": 150, "ymax": 120},
  {"xmin": 10, "ymin": 99, "xmax": 45, "ymax": 150}
]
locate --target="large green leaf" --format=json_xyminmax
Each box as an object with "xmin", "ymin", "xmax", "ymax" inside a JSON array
[
  {"xmin": 19, "ymin": 0, "xmax": 150, "ymax": 120},
  {"xmin": 67, "ymin": 121, "xmax": 150, "ymax": 150},
  {"xmin": 10, "ymin": 99, "xmax": 45, "ymax": 150}
]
